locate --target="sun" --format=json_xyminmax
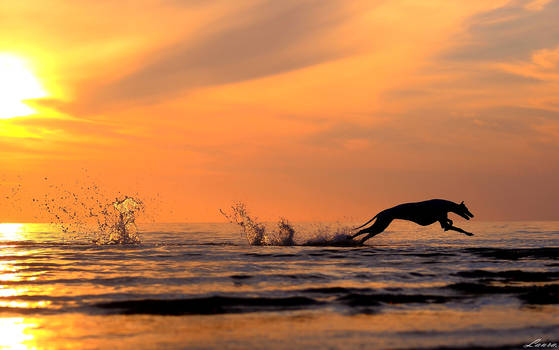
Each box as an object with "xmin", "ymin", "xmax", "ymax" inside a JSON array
[{"xmin": 0, "ymin": 54, "xmax": 47, "ymax": 119}]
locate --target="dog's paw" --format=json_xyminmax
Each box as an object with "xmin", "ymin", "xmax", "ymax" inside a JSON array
[{"xmin": 464, "ymin": 232, "xmax": 474, "ymax": 236}]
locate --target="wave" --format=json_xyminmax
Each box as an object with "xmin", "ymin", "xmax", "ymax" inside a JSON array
[
  {"xmin": 453, "ymin": 269, "xmax": 559, "ymax": 282},
  {"xmin": 447, "ymin": 282, "xmax": 559, "ymax": 304},
  {"xmin": 3, "ymin": 279, "xmax": 557, "ymax": 317},
  {"xmin": 92, "ymin": 292, "xmax": 460, "ymax": 316},
  {"xmin": 95, "ymin": 295, "xmax": 320, "ymax": 315},
  {"xmin": 464, "ymin": 247, "xmax": 559, "ymax": 260}
]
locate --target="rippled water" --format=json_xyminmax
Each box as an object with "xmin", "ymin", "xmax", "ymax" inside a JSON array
[{"xmin": 0, "ymin": 221, "xmax": 558, "ymax": 349}]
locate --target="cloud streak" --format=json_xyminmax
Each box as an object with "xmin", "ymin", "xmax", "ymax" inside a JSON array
[
  {"xmin": 71, "ymin": 0, "xmax": 366, "ymax": 113},
  {"xmin": 448, "ymin": 0, "xmax": 559, "ymax": 61}
]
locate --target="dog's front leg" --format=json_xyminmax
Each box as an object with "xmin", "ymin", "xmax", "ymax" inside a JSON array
[
  {"xmin": 445, "ymin": 225, "xmax": 473, "ymax": 236},
  {"xmin": 439, "ymin": 219, "xmax": 453, "ymax": 231}
]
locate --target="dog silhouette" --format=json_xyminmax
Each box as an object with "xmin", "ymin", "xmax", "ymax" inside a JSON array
[{"xmin": 352, "ymin": 199, "xmax": 474, "ymax": 244}]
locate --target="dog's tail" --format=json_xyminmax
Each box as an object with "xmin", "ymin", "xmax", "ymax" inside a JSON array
[{"xmin": 353, "ymin": 214, "xmax": 379, "ymax": 231}]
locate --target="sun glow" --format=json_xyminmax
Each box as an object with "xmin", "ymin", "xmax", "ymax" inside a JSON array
[
  {"xmin": 0, "ymin": 54, "xmax": 47, "ymax": 119},
  {"xmin": 0, "ymin": 223, "xmax": 25, "ymax": 241}
]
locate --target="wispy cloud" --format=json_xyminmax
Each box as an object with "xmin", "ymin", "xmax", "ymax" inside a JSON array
[
  {"xmin": 66, "ymin": 0, "xmax": 367, "ymax": 114},
  {"xmin": 447, "ymin": 0, "xmax": 559, "ymax": 61}
]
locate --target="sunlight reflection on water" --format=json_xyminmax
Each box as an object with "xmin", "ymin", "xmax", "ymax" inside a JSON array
[
  {"xmin": 0, "ymin": 223, "xmax": 25, "ymax": 241},
  {"xmin": 0, "ymin": 317, "xmax": 36, "ymax": 349}
]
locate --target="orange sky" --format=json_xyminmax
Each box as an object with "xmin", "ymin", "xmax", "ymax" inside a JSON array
[{"xmin": 1, "ymin": 0, "xmax": 558, "ymax": 222}]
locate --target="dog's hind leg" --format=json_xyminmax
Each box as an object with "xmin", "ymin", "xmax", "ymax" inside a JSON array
[
  {"xmin": 358, "ymin": 217, "xmax": 393, "ymax": 243},
  {"xmin": 353, "ymin": 213, "xmax": 379, "ymax": 231},
  {"xmin": 351, "ymin": 229, "xmax": 369, "ymax": 239}
]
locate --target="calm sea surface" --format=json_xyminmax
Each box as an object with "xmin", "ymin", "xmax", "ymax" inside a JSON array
[{"xmin": 0, "ymin": 221, "xmax": 558, "ymax": 349}]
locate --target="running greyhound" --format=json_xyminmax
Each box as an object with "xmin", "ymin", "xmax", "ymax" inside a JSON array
[{"xmin": 352, "ymin": 199, "xmax": 474, "ymax": 244}]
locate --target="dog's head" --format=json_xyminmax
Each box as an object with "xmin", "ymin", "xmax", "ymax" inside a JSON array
[{"xmin": 457, "ymin": 201, "xmax": 474, "ymax": 220}]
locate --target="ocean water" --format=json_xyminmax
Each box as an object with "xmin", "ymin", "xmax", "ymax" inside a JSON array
[{"xmin": 0, "ymin": 220, "xmax": 558, "ymax": 349}]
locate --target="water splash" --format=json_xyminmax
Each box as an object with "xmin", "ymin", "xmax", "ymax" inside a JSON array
[
  {"xmin": 220, "ymin": 202, "xmax": 292, "ymax": 245},
  {"xmin": 97, "ymin": 196, "xmax": 144, "ymax": 244},
  {"xmin": 220, "ymin": 202, "xmax": 359, "ymax": 246},
  {"xmin": 301, "ymin": 223, "xmax": 358, "ymax": 246},
  {"xmin": 34, "ymin": 180, "xmax": 144, "ymax": 244}
]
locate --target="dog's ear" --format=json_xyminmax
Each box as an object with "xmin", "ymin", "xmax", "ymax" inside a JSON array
[{"xmin": 460, "ymin": 201, "xmax": 464, "ymax": 205}]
